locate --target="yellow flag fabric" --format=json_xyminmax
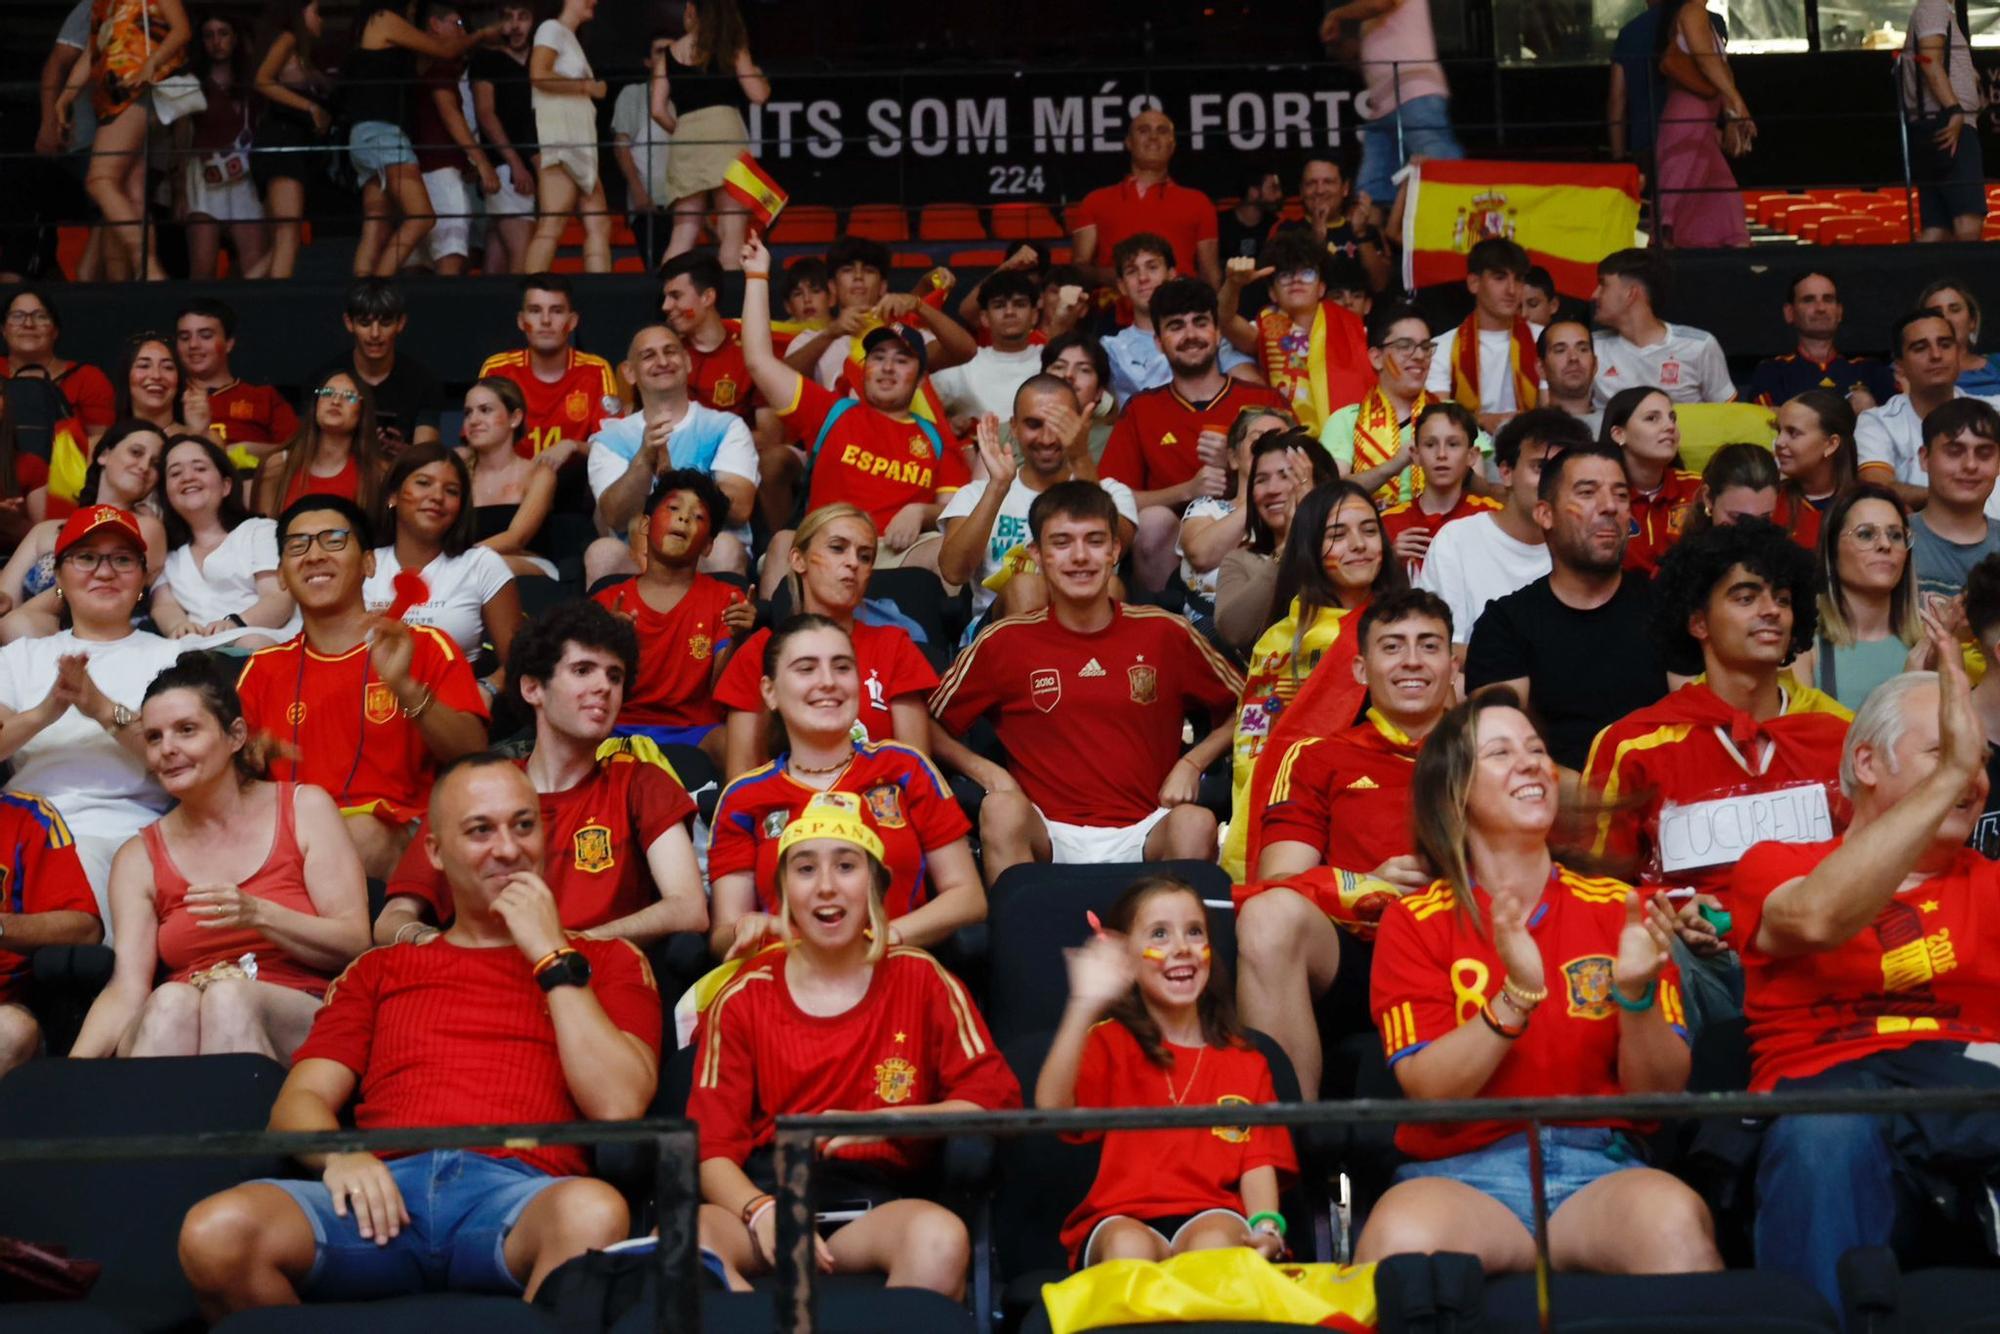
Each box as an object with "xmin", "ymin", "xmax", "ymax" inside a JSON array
[
  {"xmin": 1403, "ymin": 160, "xmax": 1641, "ymax": 298},
  {"xmin": 1041, "ymin": 1251, "xmax": 1378, "ymax": 1333},
  {"xmin": 1674, "ymin": 402, "xmax": 1778, "ymax": 475}
]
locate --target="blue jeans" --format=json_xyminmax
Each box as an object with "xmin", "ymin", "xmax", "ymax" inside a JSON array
[
  {"xmin": 1357, "ymin": 94, "xmax": 1463, "ymax": 205},
  {"xmin": 262, "ymin": 1150, "xmax": 561, "ymax": 1299},
  {"xmin": 1394, "ymin": 1127, "xmax": 1638, "ymax": 1234},
  {"xmin": 348, "ymin": 120, "xmax": 416, "ymax": 190}
]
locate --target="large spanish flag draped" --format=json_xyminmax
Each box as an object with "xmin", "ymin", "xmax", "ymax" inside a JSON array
[{"xmin": 1402, "ymin": 160, "xmax": 1642, "ymax": 298}]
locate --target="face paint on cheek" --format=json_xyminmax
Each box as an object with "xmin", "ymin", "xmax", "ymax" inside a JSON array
[{"xmin": 1141, "ymin": 947, "xmax": 1167, "ymax": 962}]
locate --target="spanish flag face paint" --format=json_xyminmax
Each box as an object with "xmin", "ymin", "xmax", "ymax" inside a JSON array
[{"xmin": 1140, "ymin": 945, "xmax": 1213, "ymax": 965}]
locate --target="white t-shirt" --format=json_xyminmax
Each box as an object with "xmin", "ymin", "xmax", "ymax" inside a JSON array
[
  {"xmin": 1177, "ymin": 495, "xmax": 1235, "ymax": 597},
  {"xmin": 585, "ymin": 403, "xmax": 759, "ymax": 541},
  {"xmin": 1426, "ymin": 323, "xmax": 1545, "ymax": 414},
  {"xmin": 611, "ymin": 81, "xmax": 671, "ymax": 206},
  {"xmin": 0, "ymin": 630, "xmax": 182, "ymax": 836},
  {"xmin": 1591, "ymin": 325, "xmax": 1735, "ymax": 407},
  {"xmin": 532, "ymin": 19, "xmax": 591, "ymax": 80},
  {"xmin": 928, "ymin": 346, "xmax": 1045, "ymax": 423},
  {"xmin": 1416, "ymin": 511, "xmax": 1552, "ymax": 644},
  {"xmin": 364, "ymin": 545, "xmax": 513, "ymax": 657},
  {"xmin": 1856, "ymin": 389, "xmax": 2000, "ymax": 519},
  {"xmin": 938, "ymin": 473, "xmax": 1139, "ymax": 627},
  {"xmin": 161, "ymin": 519, "xmax": 285, "ymax": 628}
]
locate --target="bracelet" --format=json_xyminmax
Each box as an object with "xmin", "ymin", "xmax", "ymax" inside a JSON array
[
  {"xmin": 531, "ymin": 947, "xmax": 573, "ymax": 976},
  {"xmin": 1480, "ymin": 998, "xmax": 1528, "ymax": 1039},
  {"xmin": 400, "ymin": 686, "xmax": 435, "ymax": 721},
  {"xmin": 226, "ymin": 613, "xmax": 246, "ymax": 628},
  {"xmin": 1501, "ymin": 977, "xmax": 1547, "ymax": 1009},
  {"xmin": 393, "ymin": 921, "xmax": 433, "ymax": 945},
  {"xmin": 1613, "ymin": 979, "xmax": 1658, "ymax": 1013},
  {"xmin": 743, "ymin": 270, "xmax": 770, "ymax": 281},
  {"xmin": 1246, "ymin": 1210, "xmax": 1287, "ymax": 1238},
  {"xmin": 739, "ymin": 1192, "xmax": 775, "ymax": 1226}
]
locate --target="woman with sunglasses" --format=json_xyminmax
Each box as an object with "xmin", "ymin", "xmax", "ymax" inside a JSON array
[
  {"xmin": 2, "ymin": 420, "xmax": 168, "ymax": 641},
  {"xmin": 254, "ymin": 370, "xmax": 383, "ymax": 517},
  {"xmin": 1785, "ymin": 484, "xmax": 1928, "ymax": 713}
]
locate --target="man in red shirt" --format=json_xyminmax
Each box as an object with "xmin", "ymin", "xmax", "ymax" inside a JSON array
[
  {"xmin": 0, "ymin": 791, "xmax": 103, "ymax": 1075},
  {"xmin": 178, "ymin": 754, "xmax": 660, "ymax": 1315},
  {"xmin": 1726, "ymin": 642, "xmax": 2000, "ymax": 1308},
  {"xmin": 175, "ymin": 298, "xmax": 299, "ymax": 459},
  {"xmin": 739, "ymin": 233, "xmax": 969, "ymax": 586},
  {"xmin": 236, "ymin": 497, "xmax": 490, "ymax": 880},
  {"xmin": 591, "ymin": 470, "xmax": 754, "ymax": 759},
  {"xmin": 931, "ymin": 482, "xmax": 1243, "ymax": 882},
  {"xmin": 1071, "ymin": 109, "xmax": 1221, "ymax": 289},
  {"xmin": 1099, "ymin": 276, "xmax": 1289, "ymax": 591},
  {"xmin": 476, "ymin": 273, "xmax": 621, "ymax": 471},
  {"xmin": 377, "ymin": 599, "xmax": 706, "ymax": 949},
  {"xmin": 1234, "ymin": 589, "xmax": 1455, "ymax": 1097}
]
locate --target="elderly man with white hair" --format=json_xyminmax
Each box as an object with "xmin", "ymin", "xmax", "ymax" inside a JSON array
[{"xmin": 1725, "ymin": 636, "xmax": 2000, "ymax": 1309}]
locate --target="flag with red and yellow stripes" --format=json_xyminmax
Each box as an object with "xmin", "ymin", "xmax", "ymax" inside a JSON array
[
  {"xmin": 1402, "ymin": 160, "xmax": 1642, "ymax": 298},
  {"xmin": 722, "ymin": 151, "xmax": 788, "ymax": 228}
]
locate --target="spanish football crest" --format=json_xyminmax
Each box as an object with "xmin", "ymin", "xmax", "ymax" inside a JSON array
[
  {"xmin": 711, "ymin": 376, "xmax": 738, "ymax": 407},
  {"xmin": 573, "ymin": 823, "xmax": 614, "ymax": 874},
  {"xmin": 863, "ymin": 783, "xmax": 906, "ymax": 828},
  {"xmin": 688, "ymin": 632, "xmax": 712, "ymax": 662},
  {"xmin": 564, "ymin": 389, "xmax": 590, "ymax": 422},
  {"xmin": 1211, "ymin": 1093, "xmax": 1252, "ymax": 1144},
  {"xmin": 874, "ymin": 1056, "xmax": 917, "ymax": 1104},
  {"xmin": 1127, "ymin": 664, "xmax": 1158, "ymax": 705},
  {"xmin": 1563, "ymin": 955, "xmax": 1615, "ymax": 1020},
  {"xmin": 364, "ymin": 682, "xmax": 397, "ymax": 725}
]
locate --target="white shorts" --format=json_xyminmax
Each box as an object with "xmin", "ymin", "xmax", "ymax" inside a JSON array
[
  {"xmin": 491, "ymin": 162, "xmax": 536, "ymax": 218},
  {"xmin": 184, "ymin": 162, "xmax": 264, "ymax": 222},
  {"xmin": 419, "ymin": 167, "xmax": 471, "ymax": 259},
  {"xmin": 1039, "ymin": 805, "xmax": 1171, "ymax": 864},
  {"xmin": 1081, "ymin": 1208, "xmax": 1248, "ymax": 1267}
]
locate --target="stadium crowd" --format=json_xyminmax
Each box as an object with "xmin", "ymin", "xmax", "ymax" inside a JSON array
[{"xmin": 6, "ymin": 4, "xmax": 2000, "ymax": 1331}]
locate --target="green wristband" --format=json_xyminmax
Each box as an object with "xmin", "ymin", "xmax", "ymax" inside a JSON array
[
  {"xmin": 1247, "ymin": 1210, "xmax": 1287, "ymax": 1237},
  {"xmin": 1613, "ymin": 980, "xmax": 1658, "ymax": 1013}
]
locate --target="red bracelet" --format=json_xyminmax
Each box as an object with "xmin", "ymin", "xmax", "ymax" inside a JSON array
[{"xmin": 1480, "ymin": 998, "xmax": 1528, "ymax": 1039}]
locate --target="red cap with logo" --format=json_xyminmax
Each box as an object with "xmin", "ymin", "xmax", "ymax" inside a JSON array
[{"xmin": 54, "ymin": 505, "xmax": 146, "ymax": 560}]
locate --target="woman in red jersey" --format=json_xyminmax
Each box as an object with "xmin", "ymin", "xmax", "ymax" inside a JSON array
[
  {"xmin": 255, "ymin": 369, "xmax": 384, "ymax": 517},
  {"xmin": 73, "ymin": 654, "xmax": 369, "ymax": 1059},
  {"xmin": 690, "ymin": 793, "xmax": 1019, "ymax": 1297},
  {"xmin": 1355, "ymin": 688, "xmax": 1722, "ymax": 1276},
  {"xmin": 1038, "ymin": 875, "xmax": 1295, "ymax": 1268},
  {"xmin": 711, "ymin": 614, "xmax": 981, "ymax": 958}
]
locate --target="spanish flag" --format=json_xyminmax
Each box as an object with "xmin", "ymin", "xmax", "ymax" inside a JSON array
[
  {"xmin": 721, "ymin": 151, "xmax": 787, "ymax": 229},
  {"xmin": 1402, "ymin": 160, "xmax": 1641, "ymax": 298}
]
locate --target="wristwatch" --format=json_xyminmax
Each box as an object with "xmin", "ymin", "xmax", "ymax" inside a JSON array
[
  {"xmin": 108, "ymin": 704, "xmax": 136, "ymax": 732},
  {"xmin": 534, "ymin": 947, "xmax": 593, "ymax": 992}
]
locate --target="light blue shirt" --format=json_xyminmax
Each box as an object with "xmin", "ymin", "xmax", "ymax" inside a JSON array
[{"xmin": 1104, "ymin": 326, "xmax": 1255, "ymax": 406}]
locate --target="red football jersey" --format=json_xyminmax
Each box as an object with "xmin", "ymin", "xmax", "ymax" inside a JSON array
[
  {"xmin": 931, "ymin": 603, "xmax": 1244, "ymax": 827},
  {"xmin": 1730, "ymin": 839, "xmax": 2000, "ymax": 1091},
  {"xmin": 778, "ymin": 378, "xmax": 970, "ymax": 533},
  {"xmin": 687, "ymin": 320, "xmax": 759, "ymax": 423},
  {"xmin": 1099, "ymin": 380, "xmax": 1291, "ymax": 494},
  {"xmin": 1059, "ymin": 1021, "xmax": 1297, "ymax": 1260},
  {"xmin": 1260, "ymin": 710, "xmax": 1421, "ymax": 871},
  {"xmin": 296, "ymin": 934, "xmax": 660, "ymax": 1177},
  {"xmin": 1372, "ymin": 865, "xmax": 1690, "ymax": 1159},
  {"xmin": 235, "ymin": 628, "xmax": 490, "ymax": 824},
  {"xmin": 593, "ymin": 574, "xmax": 747, "ymax": 729},
  {"xmin": 1622, "ymin": 469, "xmax": 1705, "ymax": 576},
  {"xmin": 1074, "ymin": 177, "xmax": 1218, "ymax": 277},
  {"xmin": 0, "ymin": 360, "xmax": 116, "ymax": 433},
  {"xmin": 385, "ymin": 752, "xmax": 696, "ymax": 929},
  {"xmin": 1582, "ymin": 682, "xmax": 1851, "ymax": 898},
  {"xmin": 204, "ymin": 379, "xmax": 299, "ymax": 446},
  {"xmin": 712, "ymin": 621, "xmax": 938, "ymax": 742},
  {"xmin": 1379, "ymin": 492, "xmax": 1503, "ymax": 579},
  {"xmin": 687, "ymin": 947, "xmax": 1021, "ymax": 1174},
  {"xmin": 1770, "ymin": 491, "xmax": 1826, "ymax": 553},
  {"xmin": 0, "ymin": 792, "xmax": 97, "ymax": 1006},
  {"xmin": 477, "ymin": 348, "xmax": 621, "ymax": 458},
  {"xmin": 710, "ymin": 741, "xmax": 970, "ymax": 919}
]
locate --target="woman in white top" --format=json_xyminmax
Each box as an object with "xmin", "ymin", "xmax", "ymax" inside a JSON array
[
  {"xmin": 521, "ymin": 0, "xmax": 610, "ymax": 273},
  {"xmin": 151, "ymin": 434, "xmax": 296, "ymax": 646},
  {"xmin": 366, "ymin": 444, "xmax": 520, "ymax": 677},
  {"xmin": 0, "ymin": 506, "xmax": 184, "ymax": 905},
  {"xmin": 462, "ymin": 377, "xmax": 557, "ymax": 579}
]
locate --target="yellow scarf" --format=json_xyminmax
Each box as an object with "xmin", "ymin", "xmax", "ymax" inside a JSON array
[{"xmin": 1353, "ymin": 385, "xmax": 1428, "ymax": 506}]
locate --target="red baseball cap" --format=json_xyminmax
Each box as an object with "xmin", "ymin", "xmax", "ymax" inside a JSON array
[{"xmin": 54, "ymin": 505, "xmax": 146, "ymax": 560}]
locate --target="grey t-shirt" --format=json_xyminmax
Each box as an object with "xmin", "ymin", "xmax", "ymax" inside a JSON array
[
  {"xmin": 1911, "ymin": 511, "xmax": 2000, "ymax": 603},
  {"xmin": 56, "ymin": 1, "xmax": 98, "ymax": 152},
  {"xmin": 1903, "ymin": 0, "xmax": 1979, "ymax": 115}
]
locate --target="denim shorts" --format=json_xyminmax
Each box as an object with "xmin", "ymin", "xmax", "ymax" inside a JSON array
[
  {"xmin": 1357, "ymin": 93, "xmax": 1464, "ymax": 205},
  {"xmin": 262, "ymin": 1149, "xmax": 560, "ymax": 1299},
  {"xmin": 1393, "ymin": 1127, "xmax": 1637, "ymax": 1234},
  {"xmin": 1908, "ymin": 113, "xmax": 1988, "ymax": 230},
  {"xmin": 349, "ymin": 120, "xmax": 416, "ymax": 189}
]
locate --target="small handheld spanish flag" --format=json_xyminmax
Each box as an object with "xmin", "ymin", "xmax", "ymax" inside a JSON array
[{"xmin": 721, "ymin": 151, "xmax": 788, "ymax": 229}]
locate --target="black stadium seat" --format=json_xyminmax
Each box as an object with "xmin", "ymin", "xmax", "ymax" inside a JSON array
[
  {"xmin": 213, "ymin": 1296, "xmax": 554, "ymax": 1333},
  {"xmin": 1483, "ymin": 1269, "xmax": 1842, "ymax": 1332},
  {"xmin": 1840, "ymin": 1246, "xmax": 2000, "ymax": 1332}
]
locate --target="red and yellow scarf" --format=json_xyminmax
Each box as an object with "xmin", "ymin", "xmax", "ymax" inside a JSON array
[
  {"xmin": 1450, "ymin": 314, "xmax": 1540, "ymax": 414},
  {"xmin": 1354, "ymin": 384, "xmax": 1428, "ymax": 505}
]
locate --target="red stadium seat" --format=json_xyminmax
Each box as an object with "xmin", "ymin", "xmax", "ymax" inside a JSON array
[
  {"xmin": 558, "ymin": 219, "xmax": 584, "ymax": 247},
  {"xmin": 549, "ymin": 256, "xmax": 586, "ymax": 273},
  {"xmin": 1756, "ymin": 194, "xmax": 1808, "ymax": 227},
  {"xmin": 55, "ymin": 226, "xmax": 89, "ymax": 280},
  {"xmin": 990, "ymin": 202, "xmax": 1064, "ymax": 240},
  {"xmin": 767, "ymin": 203, "xmax": 837, "ymax": 246},
  {"xmin": 610, "ymin": 220, "xmax": 637, "ymax": 248},
  {"xmin": 612, "ymin": 256, "xmax": 647, "ymax": 273},
  {"xmin": 1776, "ymin": 202, "xmax": 1841, "ymax": 236},
  {"xmin": 1799, "ymin": 211, "xmax": 1870, "ymax": 242},
  {"xmin": 891, "ymin": 250, "xmax": 933, "ymax": 268},
  {"xmin": 846, "ymin": 204, "xmax": 911, "ymax": 241},
  {"xmin": 918, "ymin": 203, "xmax": 986, "ymax": 241},
  {"xmin": 948, "ymin": 248, "xmax": 1009, "ymax": 268}
]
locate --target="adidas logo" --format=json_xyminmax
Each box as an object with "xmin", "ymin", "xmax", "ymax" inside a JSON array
[
  {"xmin": 1345, "ymin": 776, "xmax": 1380, "ymax": 790},
  {"xmin": 1079, "ymin": 658, "xmax": 1107, "ymax": 678}
]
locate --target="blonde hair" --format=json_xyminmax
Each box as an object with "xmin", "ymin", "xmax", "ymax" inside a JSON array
[
  {"xmin": 1409, "ymin": 686, "xmax": 1529, "ymax": 940},
  {"xmin": 774, "ymin": 847, "xmax": 891, "ymax": 964},
  {"xmin": 787, "ymin": 503, "xmax": 878, "ymax": 611}
]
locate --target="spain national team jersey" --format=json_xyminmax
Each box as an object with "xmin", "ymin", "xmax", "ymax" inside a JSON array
[
  {"xmin": 710, "ymin": 742, "xmax": 970, "ymax": 919},
  {"xmin": 1059, "ymin": 1021, "xmax": 1296, "ymax": 1261},
  {"xmin": 1731, "ymin": 839, "xmax": 2000, "ymax": 1091},
  {"xmin": 687, "ymin": 319, "xmax": 759, "ymax": 423},
  {"xmin": 235, "ymin": 628, "xmax": 489, "ymax": 824},
  {"xmin": 712, "ymin": 622, "xmax": 939, "ymax": 742},
  {"xmin": 779, "ymin": 377, "xmax": 970, "ymax": 533},
  {"xmin": 0, "ymin": 792, "xmax": 97, "ymax": 1006},
  {"xmin": 687, "ymin": 946, "xmax": 1020, "ymax": 1174},
  {"xmin": 1623, "ymin": 469, "xmax": 1705, "ymax": 576},
  {"xmin": 384, "ymin": 752, "xmax": 697, "ymax": 930},
  {"xmin": 1099, "ymin": 379, "xmax": 1290, "ymax": 493},
  {"xmin": 477, "ymin": 348, "xmax": 621, "ymax": 458},
  {"xmin": 931, "ymin": 603, "xmax": 1244, "ymax": 827},
  {"xmin": 1379, "ymin": 491, "xmax": 1503, "ymax": 578},
  {"xmin": 1261, "ymin": 710, "xmax": 1422, "ymax": 873},
  {"xmin": 204, "ymin": 379, "xmax": 300, "ymax": 446},
  {"xmin": 593, "ymin": 575, "xmax": 747, "ymax": 729},
  {"xmin": 1371, "ymin": 865, "xmax": 1690, "ymax": 1160},
  {"xmin": 1583, "ymin": 682, "xmax": 1851, "ymax": 898}
]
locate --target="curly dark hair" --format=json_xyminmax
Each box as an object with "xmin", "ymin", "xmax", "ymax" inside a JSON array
[
  {"xmin": 508, "ymin": 599, "xmax": 640, "ymax": 699},
  {"xmin": 1649, "ymin": 518, "xmax": 1818, "ymax": 667}
]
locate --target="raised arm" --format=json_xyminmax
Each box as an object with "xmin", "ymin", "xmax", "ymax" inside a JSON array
[
  {"xmin": 738, "ymin": 233, "xmax": 806, "ymax": 411},
  {"xmin": 1218, "ymin": 258, "xmax": 1270, "ymax": 355},
  {"xmin": 1035, "ymin": 933, "xmax": 1132, "ymax": 1109}
]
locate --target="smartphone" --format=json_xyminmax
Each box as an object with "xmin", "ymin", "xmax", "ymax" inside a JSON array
[{"xmin": 814, "ymin": 1200, "xmax": 875, "ymax": 1225}]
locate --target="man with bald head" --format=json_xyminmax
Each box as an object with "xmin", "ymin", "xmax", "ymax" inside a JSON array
[
  {"xmin": 1727, "ymin": 645, "xmax": 2000, "ymax": 1308},
  {"xmin": 936, "ymin": 374, "xmax": 1138, "ymax": 633},
  {"xmin": 178, "ymin": 754, "xmax": 661, "ymax": 1316},
  {"xmin": 1070, "ymin": 110, "xmax": 1221, "ymax": 289},
  {"xmin": 584, "ymin": 323, "xmax": 760, "ymax": 586}
]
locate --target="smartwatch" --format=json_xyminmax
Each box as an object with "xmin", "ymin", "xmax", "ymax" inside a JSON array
[{"xmin": 534, "ymin": 947, "xmax": 593, "ymax": 992}]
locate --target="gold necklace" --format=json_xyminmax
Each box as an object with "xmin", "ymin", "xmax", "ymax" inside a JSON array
[
  {"xmin": 789, "ymin": 748, "xmax": 855, "ymax": 777},
  {"xmin": 1164, "ymin": 1045, "xmax": 1206, "ymax": 1106}
]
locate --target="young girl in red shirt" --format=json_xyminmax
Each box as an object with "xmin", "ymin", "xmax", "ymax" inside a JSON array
[{"xmin": 1037, "ymin": 875, "xmax": 1297, "ymax": 1269}]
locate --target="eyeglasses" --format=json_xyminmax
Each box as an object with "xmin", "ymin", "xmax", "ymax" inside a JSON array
[
  {"xmin": 1379, "ymin": 338, "xmax": 1437, "ymax": 359},
  {"xmin": 1843, "ymin": 523, "xmax": 1912, "ymax": 549},
  {"xmin": 315, "ymin": 387, "xmax": 362, "ymax": 405},
  {"xmin": 280, "ymin": 528, "xmax": 354, "ymax": 557},
  {"xmin": 1276, "ymin": 268, "xmax": 1319, "ymax": 286},
  {"xmin": 4, "ymin": 311, "xmax": 52, "ymax": 327},
  {"xmin": 63, "ymin": 549, "xmax": 142, "ymax": 574}
]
